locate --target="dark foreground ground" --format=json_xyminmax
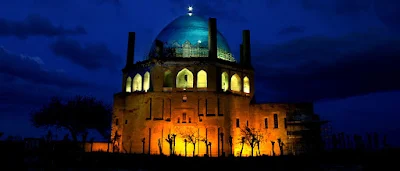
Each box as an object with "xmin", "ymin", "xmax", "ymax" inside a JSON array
[
  {"xmin": 7, "ymin": 149, "xmax": 395, "ymax": 170},
  {"xmin": 0, "ymin": 141, "xmax": 397, "ymax": 171}
]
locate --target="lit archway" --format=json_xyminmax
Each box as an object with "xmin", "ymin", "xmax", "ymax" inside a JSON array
[
  {"xmin": 176, "ymin": 68, "xmax": 194, "ymax": 89},
  {"xmin": 221, "ymin": 72, "xmax": 229, "ymax": 92},
  {"xmin": 230, "ymin": 74, "xmax": 241, "ymax": 92},
  {"xmin": 163, "ymin": 70, "xmax": 173, "ymax": 87},
  {"xmin": 197, "ymin": 70, "xmax": 207, "ymax": 88},
  {"xmin": 125, "ymin": 76, "xmax": 132, "ymax": 92},
  {"xmin": 243, "ymin": 76, "xmax": 250, "ymax": 93},
  {"xmin": 143, "ymin": 72, "xmax": 150, "ymax": 92},
  {"xmin": 133, "ymin": 74, "xmax": 142, "ymax": 91}
]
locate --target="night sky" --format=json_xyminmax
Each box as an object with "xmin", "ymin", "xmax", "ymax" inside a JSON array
[{"xmin": 1, "ymin": 0, "xmax": 399, "ymax": 145}]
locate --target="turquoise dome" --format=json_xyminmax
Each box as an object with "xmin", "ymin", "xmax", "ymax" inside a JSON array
[{"xmin": 148, "ymin": 15, "xmax": 235, "ymax": 62}]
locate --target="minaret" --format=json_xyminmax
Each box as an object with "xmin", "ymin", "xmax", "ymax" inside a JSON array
[
  {"xmin": 242, "ymin": 30, "xmax": 251, "ymax": 66},
  {"xmin": 125, "ymin": 32, "xmax": 135, "ymax": 67},
  {"xmin": 240, "ymin": 44, "xmax": 244, "ymax": 64},
  {"xmin": 208, "ymin": 18, "xmax": 217, "ymax": 60}
]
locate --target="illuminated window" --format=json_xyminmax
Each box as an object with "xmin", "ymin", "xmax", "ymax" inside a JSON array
[
  {"xmin": 197, "ymin": 70, "xmax": 207, "ymax": 88},
  {"xmin": 125, "ymin": 77, "xmax": 132, "ymax": 92},
  {"xmin": 163, "ymin": 70, "xmax": 173, "ymax": 87},
  {"xmin": 274, "ymin": 114, "xmax": 278, "ymax": 128},
  {"xmin": 143, "ymin": 72, "xmax": 150, "ymax": 92},
  {"xmin": 236, "ymin": 118, "xmax": 240, "ymax": 128},
  {"xmin": 221, "ymin": 72, "xmax": 229, "ymax": 92},
  {"xmin": 133, "ymin": 74, "xmax": 143, "ymax": 91},
  {"xmin": 182, "ymin": 113, "xmax": 187, "ymax": 122},
  {"xmin": 243, "ymin": 76, "xmax": 250, "ymax": 93},
  {"xmin": 264, "ymin": 118, "xmax": 268, "ymax": 128},
  {"xmin": 176, "ymin": 68, "xmax": 194, "ymax": 89},
  {"xmin": 230, "ymin": 74, "xmax": 241, "ymax": 92},
  {"xmin": 284, "ymin": 118, "xmax": 287, "ymax": 128}
]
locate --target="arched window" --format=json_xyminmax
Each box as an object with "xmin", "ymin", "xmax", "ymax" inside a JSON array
[
  {"xmin": 133, "ymin": 73, "xmax": 142, "ymax": 91},
  {"xmin": 163, "ymin": 70, "xmax": 173, "ymax": 87},
  {"xmin": 221, "ymin": 72, "xmax": 229, "ymax": 92},
  {"xmin": 230, "ymin": 74, "xmax": 241, "ymax": 92},
  {"xmin": 243, "ymin": 76, "xmax": 250, "ymax": 93},
  {"xmin": 125, "ymin": 77, "xmax": 132, "ymax": 92},
  {"xmin": 197, "ymin": 70, "xmax": 207, "ymax": 88},
  {"xmin": 176, "ymin": 68, "xmax": 194, "ymax": 89},
  {"xmin": 143, "ymin": 72, "xmax": 150, "ymax": 92}
]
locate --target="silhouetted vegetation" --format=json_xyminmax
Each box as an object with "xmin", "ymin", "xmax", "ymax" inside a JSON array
[
  {"xmin": 30, "ymin": 96, "xmax": 112, "ymax": 142},
  {"xmin": 111, "ymin": 131, "xmax": 121, "ymax": 152},
  {"xmin": 165, "ymin": 134, "xmax": 176, "ymax": 155},
  {"xmin": 178, "ymin": 127, "xmax": 199, "ymax": 157},
  {"xmin": 240, "ymin": 126, "xmax": 264, "ymax": 157},
  {"xmin": 158, "ymin": 138, "xmax": 163, "ymax": 155},
  {"xmin": 228, "ymin": 135, "xmax": 233, "ymax": 156},
  {"xmin": 0, "ymin": 129, "xmax": 397, "ymax": 170},
  {"xmin": 17, "ymin": 147, "xmax": 399, "ymax": 170},
  {"xmin": 200, "ymin": 137, "xmax": 210, "ymax": 157}
]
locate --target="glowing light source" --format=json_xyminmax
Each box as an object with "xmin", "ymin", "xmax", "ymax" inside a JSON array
[
  {"xmin": 188, "ymin": 6, "xmax": 193, "ymax": 16},
  {"xmin": 197, "ymin": 40, "xmax": 201, "ymax": 43}
]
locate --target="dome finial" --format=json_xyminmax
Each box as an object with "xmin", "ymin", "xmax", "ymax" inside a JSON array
[{"xmin": 188, "ymin": 6, "xmax": 193, "ymax": 16}]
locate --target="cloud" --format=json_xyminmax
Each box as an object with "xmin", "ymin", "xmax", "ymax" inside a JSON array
[
  {"xmin": 0, "ymin": 46, "xmax": 88, "ymax": 88},
  {"xmin": 49, "ymin": 37, "xmax": 122, "ymax": 71},
  {"xmin": 169, "ymin": 0, "xmax": 248, "ymax": 23},
  {"xmin": 0, "ymin": 46, "xmax": 115, "ymax": 114},
  {"xmin": 253, "ymin": 31, "xmax": 400, "ymax": 102},
  {"xmin": 0, "ymin": 46, "xmax": 95, "ymax": 113},
  {"xmin": 0, "ymin": 14, "xmax": 86, "ymax": 39},
  {"xmin": 278, "ymin": 26, "xmax": 305, "ymax": 35},
  {"xmin": 0, "ymin": 75, "xmax": 67, "ymax": 106}
]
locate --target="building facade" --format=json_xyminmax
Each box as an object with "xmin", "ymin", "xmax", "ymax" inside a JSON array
[{"xmin": 110, "ymin": 14, "xmax": 324, "ymax": 157}]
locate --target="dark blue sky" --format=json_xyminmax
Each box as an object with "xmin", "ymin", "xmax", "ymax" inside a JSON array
[{"xmin": 1, "ymin": 0, "xmax": 399, "ymax": 145}]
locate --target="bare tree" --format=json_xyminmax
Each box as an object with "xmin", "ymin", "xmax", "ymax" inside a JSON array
[
  {"xmin": 178, "ymin": 126, "xmax": 200, "ymax": 157},
  {"xmin": 89, "ymin": 137, "xmax": 94, "ymax": 152},
  {"xmin": 158, "ymin": 138, "xmax": 163, "ymax": 155},
  {"xmin": 277, "ymin": 138, "xmax": 284, "ymax": 155},
  {"xmin": 201, "ymin": 137, "xmax": 209, "ymax": 156},
  {"xmin": 271, "ymin": 141, "xmax": 276, "ymax": 156},
  {"xmin": 184, "ymin": 139, "xmax": 187, "ymax": 157},
  {"xmin": 142, "ymin": 138, "xmax": 146, "ymax": 154},
  {"xmin": 111, "ymin": 131, "xmax": 121, "ymax": 152},
  {"xmin": 240, "ymin": 126, "xmax": 264, "ymax": 157},
  {"xmin": 165, "ymin": 134, "xmax": 175, "ymax": 155},
  {"xmin": 228, "ymin": 135, "xmax": 233, "ymax": 156},
  {"xmin": 239, "ymin": 137, "xmax": 245, "ymax": 157},
  {"xmin": 82, "ymin": 131, "xmax": 88, "ymax": 149},
  {"xmin": 208, "ymin": 142, "xmax": 212, "ymax": 157}
]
